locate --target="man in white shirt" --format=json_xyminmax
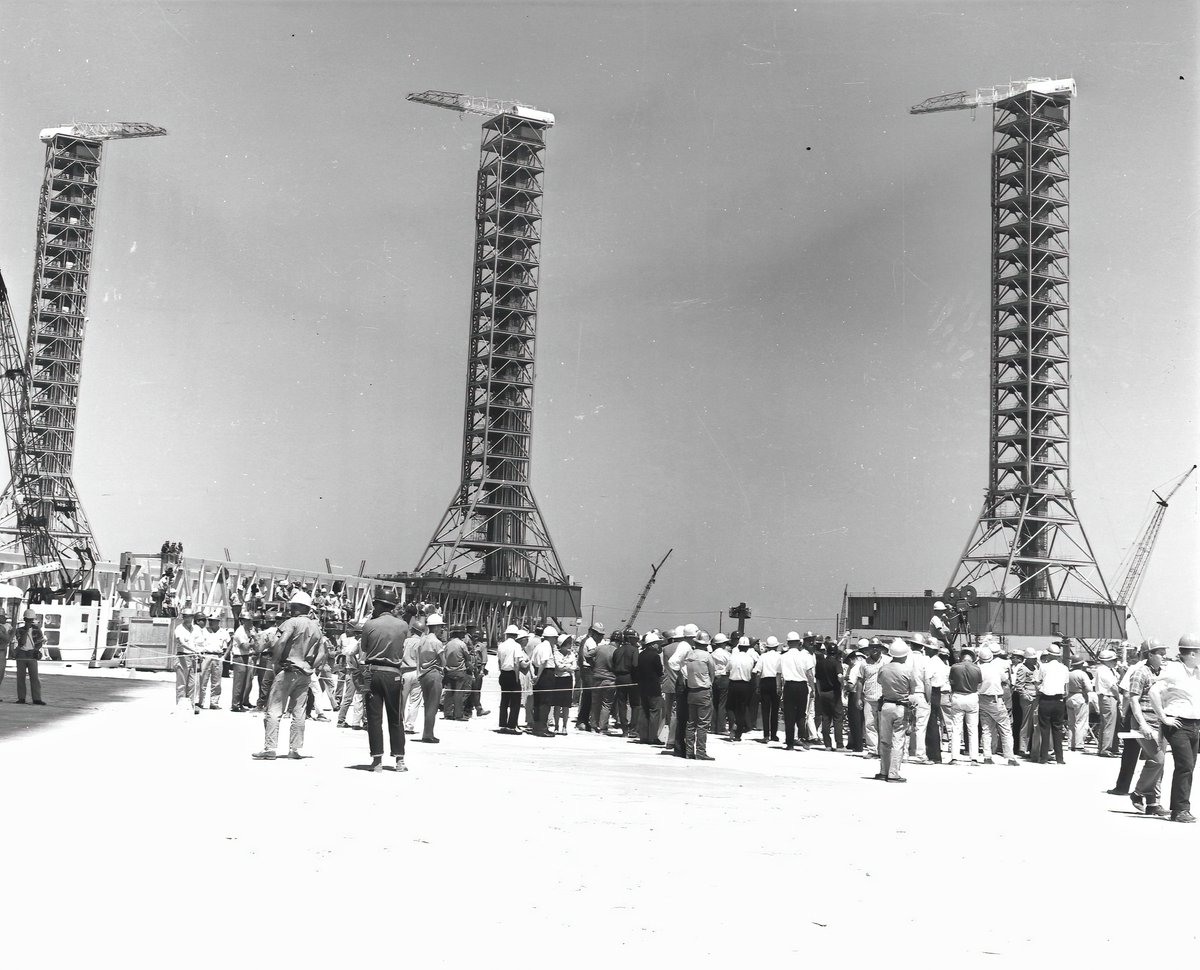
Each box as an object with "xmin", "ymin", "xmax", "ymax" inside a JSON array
[
  {"xmin": 779, "ymin": 632, "xmax": 813, "ymax": 751},
  {"xmin": 978, "ymin": 644, "xmax": 1019, "ymax": 766},
  {"xmin": 197, "ymin": 612, "xmax": 229, "ymax": 711},
  {"xmin": 172, "ymin": 608, "xmax": 205, "ymax": 714},
  {"xmin": 922, "ymin": 639, "xmax": 950, "ymax": 762},
  {"xmin": 710, "ymin": 633, "xmax": 732, "ymax": 735},
  {"xmin": 573, "ymin": 621, "xmax": 604, "ymax": 731},
  {"xmin": 230, "ymin": 614, "xmax": 256, "ymax": 712},
  {"xmin": 753, "ymin": 636, "xmax": 783, "ymax": 742},
  {"xmin": 726, "ymin": 637, "xmax": 755, "ymax": 741},
  {"xmin": 844, "ymin": 642, "xmax": 867, "ymax": 752},
  {"xmin": 666, "ymin": 624, "xmax": 700, "ymax": 757},
  {"xmin": 929, "ymin": 601, "xmax": 954, "ymax": 657},
  {"xmin": 1036, "ymin": 641, "xmax": 1070, "ymax": 764},
  {"xmin": 1093, "ymin": 649, "xmax": 1121, "ymax": 756},
  {"xmin": 1148, "ymin": 635, "xmax": 1200, "ymax": 823},
  {"xmin": 904, "ymin": 634, "xmax": 932, "ymax": 765},
  {"xmin": 495, "ymin": 625, "xmax": 529, "ymax": 734},
  {"xmin": 861, "ymin": 640, "xmax": 884, "ymax": 756}
]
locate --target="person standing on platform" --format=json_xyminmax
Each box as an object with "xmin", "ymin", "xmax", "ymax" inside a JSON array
[
  {"xmin": 814, "ymin": 636, "xmax": 845, "ymax": 750},
  {"xmin": 172, "ymin": 608, "xmax": 205, "ymax": 714},
  {"xmin": 726, "ymin": 637, "xmax": 755, "ymax": 742},
  {"xmin": 923, "ymin": 639, "xmax": 949, "ymax": 762},
  {"xmin": 442, "ymin": 626, "xmax": 472, "ymax": 722},
  {"xmin": 358, "ymin": 592, "xmax": 413, "ymax": 772},
  {"xmin": 13, "ymin": 609, "xmax": 46, "ymax": 707},
  {"xmin": 844, "ymin": 641, "xmax": 867, "ymax": 752},
  {"xmin": 930, "ymin": 601, "xmax": 954, "ymax": 660},
  {"xmin": 574, "ymin": 621, "xmax": 603, "ymax": 731},
  {"xmin": 875, "ymin": 639, "xmax": 915, "ymax": 783},
  {"xmin": 978, "ymin": 644, "xmax": 1019, "ymax": 766},
  {"xmin": 780, "ymin": 632, "xmax": 812, "ymax": 751},
  {"xmin": 709, "ymin": 633, "xmax": 731, "ymax": 736},
  {"xmin": 252, "ymin": 591, "xmax": 326, "ymax": 761},
  {"xmin": 635, "ymin": 631, "xmax": 664, "ymax": 744},
  {"xmin": 861, "ymin": 639, "xmax": 884, "ymax": 756},
  {"xmin": 948, "ymin": 645, "xmax": 982, "ymax": 765},
  {"xmin": 230, "ymin": 614, "xmax": 256, "ymax": 712},
  {"xmin": 754, "ymin": 636, "xmax": 783, "ymax": 743},
  {"xmin": 1127, "ymin": 641, "xmax": 1168, "ymax": 816},
  {"xmin": 1093, "ymin": 648, "xmax": 1121, "ymax": 756},
  {"xmin": 683, "ymin": 631, "xmax": 717, "ymax": 761},
  {"xmin": 528, "ymin": 623, "xmax": 560, "ymax": 738},
  {"xmin": 495, "ymin": 625, "xmax": 528, "ymax": 734},
  {"xmin": 416, "ymin": 614, "xmax": 447, "ymax": 743},
  {"xmin": 1148, "ymin": 635, "xmax": 1200, "ymax": 823},
  {"xmin": 1066, "ymin": 657, "xmax": 1093, "ymax": 752},
  {"xmin": 1036, "ymin": 641, "xmax": 1070, "ymax": 765},
  {"xmin": 552, "ymin": 634, "xmax": 577, "ymax": 735}
]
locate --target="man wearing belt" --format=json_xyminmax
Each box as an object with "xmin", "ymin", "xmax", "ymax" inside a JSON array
[
  {"xmin": 861, "ymin": 639, "xmax": 884, "ymax": 757},
  {"xmin": 495, "ymin": 625, "xmax": 528, "ymax": 734},
  {"xmin": 903, "ymin": 634, "xmax": 931, "ymax": 765},
  {"xmin": 416, "ymin": 614, "xmax": 447, "ymax": 743},
  {"xmin": 1127, "ymin": 640, "xmax": 1168, "ymax": 816},
  {"xmin": 844, "ymin": 641, "xmax": 867, "ymax": 752},
  {"xmin": 1148, "ymin": 635, "xmax": 1200, "ymax": 823},
  {"xmin": 230, "ymin": 614, "xmax": 256, "ymax": 712},
  {"xmin": 665, "ymin": 624, "xmax": 700, "ymax": 757},
  {"xmin": 1066, "ymin": 657, "xmax": 1093, "ymax": 751},
  {"xmin": 635, "ymin": 631, "xmax": 665, "ymax": 744},
  {"xmin": 780, "ymin": 632, "xmax": 813, "ymax": 751},
  {"xmin": 754, "ymin": 636, "xmax": 783, "ymax": 743},
  {"xmin": 1109, "ymin": 640, "xmax": 1157, "ymax": 796},
  {"xmin": 875, "ymin": 638, "xmax": 915, "ymax": 783},
  {"xmin": 814, "ymin": 636, "xmax": 845, "ymax": 750},
  {"xmin": 923, "ymin": 638, "xmax": 949, "ymax": 762},
  {"xmin": 726, "ymin": 637, "xmax": 755, "ymax": 742},
  {"xmin": 1014, "ymin": 648, "xmax": 1042, "ymax": 759},
  {"xmin": 1093, "ymin": 648, "xmax": 1121, "ymax": 756},
  {"xmin": 358, "ymin": 592, "xmax": 413, "ymax": 772},
  {"xmin": 948, "ymin": 645, "xmax": 982, "ymax": 765},
  {"xmin": 1036, "ymin": 641, "xmax": 1070, "ymax": 764},
  {"xmin": 574, "ymin": 621, "xmax": 604, "ymax": 731},
  {"xmin": 929, "ymin": 601, "xmax": 954, "ymax": 661},
  {"xmin": 252, "ymin": 591, "xmax": 326, "ymax": 761},
  {"xmin": 401, "ymin": 616, "xmax": 426, "ymax": 733},
  {"xmin": 529, "ymin": 623, "xmax": 560, "ymax": 738},
  {"xmin": 172, "ymin": 608, "xmax": 204, "ymax": 715},
  {"xmin": 709, "ymin": 633, "xmax": 732, "ymax": 736},
  {"xmin": 441, "ymin": 625, "xmax": 471, "ymax": 722},
  {"xmin": 682, "ymin": 631, "xmax": 717, "ymax": 761},
  {"xmin": 977, "ymin": 644, "xmax": 1019, "ymax": 766}
]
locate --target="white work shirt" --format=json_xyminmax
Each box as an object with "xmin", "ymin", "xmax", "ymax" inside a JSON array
[
  {"xmin": 173, "ymin": 623, "xmax": 204, "ymax": 655},
  {"xmin": 862, "ymin": 659, "xmax": 884, "ymax": 701},
  {"xmin": 710, "ymin": 647, "xmax": 732, "ymax": 677},
  {"xmin": 1093, "ymin": 663, "xmax": 1120, "ymax": 698},
  {"xmin": 905, "ymin": 651, "xmax": 929, "ymax": 697},
  {"xmin": 925, "ymin": 654, "xmax": 950, "ymax": 691},
  {"xmin": 1152, "ymin": 661, "xmax": 1200, "ymax": 720},
  {"xmin": 668, "ymin": 643, "xmax": 695, "ymax": 675},
  {"xmin": 232, "ymin": 626, "xmax": 253, "ymax": 656},
  {"xmin": 528, "ymin": 639, "xmax": 557, "ymax": 674},
  {"xmin": 754, "ymin": 650, "xmax": 782, "ymax": 678},
  {"xmin": 1038, "ymin": 659, "xmax": 1069, "ymax": 697},
  {"xmin": 727, "ymin": 651, "xmax": 755, "ymax": 682},
  {"xmin": 496, "ymin": 637, "xmax": 528, "ymax": 672},
  {"xmin": 204, "ymin": 627, "xmax": 230, "ymax": 655},
  {"xmin": 930, "ymin": 614, "xmax": 953, "ymax": 645},
  {"xmin": 845, "ymin": 657, "xmax": 865, "ymax": 690},
  {"xmin": 779, "ymin": 648, "xmax": 809, "ymax": 683},
  {"xmin": 978, "ymin": 658, "xmax": 1009, "ymax": 697}
]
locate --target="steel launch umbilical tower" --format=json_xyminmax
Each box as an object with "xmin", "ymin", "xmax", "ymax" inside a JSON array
[
  {"xmin": 0, "ymin": 122, "xmax": 166, "ymax": 593},
  {"xmin": 912, "ymin": 79, "xmax": 1115, "ymax": 604},
  {"xmin": 407, "ymin": 91, "xmax": 569, "ymax": 587}
]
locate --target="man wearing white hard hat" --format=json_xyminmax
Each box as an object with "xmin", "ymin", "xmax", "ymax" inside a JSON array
[
  {"xmin": 1035, "ymin": 640, "xmax": 1070, "ymax": 764},
  {"xmin": 495, "ymin": 624, "xmax": 528, "ymax": 734},
  {"xmin": 252, "ymin": 590, "xmax": 326, "ymax": 760},
  {"xmin": 844, "ymin": 640, "xmax": 869, "ymax": 752},
  {"xmin": 660, "ymin": 626, "xmax": 689, "ymax": 750},
  {"xmin": 635, "ymin": 631, "xmax": 665, "ymax": 743},
  {"xmin": 171, "ymin": 607, "xmax": 204, "ymax": 714},
  {"xmin": 978, "ymin": 643, "xmax": 1019, "ymax": 766},
  {"xmin": 1125, "ymin": 639, "xmax": 1169, "ymax": 815},
  {"xmin": 197, "ymin": 611, "xmax": 229, "ymax": 711},
  {"xmin": 861, "ymin": 639, "xmax": 885, "ymax": 756},
  {"xmin": 1093, "ymin": 646, "xmax": 1121, "ymax": 756},
  {"xmin": 13, "ymin": 608, "xmax": 46, "ymax": 706},
  {"xmin": 754, "ymin": 635, "xmax": 783, "ymax": 743},
  {"xmin": 929, "ymin": 601, "xmax": 954, "ymax": 658},
  {"xmin": 665, "ymin": 624, "xmax": 701, "ymax": 756},
  {"xmin": 780, "ymin": 633, "xmax": 813, "ymax": 750},
  {"xmin": 1147, "ymin": 634, "xmax": 1200, "ymax": 823},
  {"xmin": 529, "ymin": 623, "xmax": 561, "ymax": 738},
  {"xmin": 726, "ymin": 636, "xmax": 755, "ymax": 741},
  {"xmin": 682, "ymin": 630, "xmax": 717, "ymax": 760},
  {"xmin": 709, "ymin": 633, "xmax": 732, "ymax": 736},
  {"xmin": 875, "ymin": 638, "xmax": 916, "ymax": 782},
  {"xmin": 415, "ymin": 614, "xmax": 447, "ymax": 743},
  {"xmin": 574, "ymin": 621, "xmax": 604, "ymax": 731},
  {"xmin": 589, "ymin": 626, "xmax": 619, "ymax": 735}
]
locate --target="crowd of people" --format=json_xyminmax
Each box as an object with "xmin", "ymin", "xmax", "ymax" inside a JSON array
[{"xmin": 165, "ymin": 589, "xmax": 1200, "ymax": 823}]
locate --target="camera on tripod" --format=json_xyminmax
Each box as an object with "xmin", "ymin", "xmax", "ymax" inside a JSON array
[{"xmin": 942, "ymin": 585, "xmax": 979, "ymax": 620}]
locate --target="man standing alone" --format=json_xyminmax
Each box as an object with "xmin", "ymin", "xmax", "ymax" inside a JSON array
[{"xmin": 13, "ymin": 609, "xmax": 46, "ymax": 706}]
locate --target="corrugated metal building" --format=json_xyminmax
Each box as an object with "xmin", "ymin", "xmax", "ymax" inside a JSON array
[{"xmin": 845, "ymin": 593, "xmax": 1125, "ymax": 640}]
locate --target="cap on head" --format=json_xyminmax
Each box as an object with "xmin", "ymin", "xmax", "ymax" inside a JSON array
[
  {"xmin": 695, "ymin": 630, "xmax": 712, "ymax": 647},
  {"xmin": 557, "ymin": 633, "xmax": 573, "ymax": 646},
  {"xmin": 643, "ymin": 631, "xmax": 663, "ymax": 647},
  {"xmin": 803, "ymin": 631, "xmax": 815, "ymax": 641},
  {"xmin": 1043, "ymin": 644, "xmax": 1062, "ymax": 658},
  {"xmin": 288, "ymin": 591, "xmax": 313, "ymax": 609},
  {"xmin": 1097, "ymin": 649, "xmax": 1118, "ymax": 662},
  {"xmin": 1145, "ymin": 640, "xmax": 1168, "ymax": 655},
  {"xmin": 22, "ymin": 608, "xmax": 37, "ymax": 621},
  {"xmin": 712, "ymin": 633, "xmax": 729, "ymax": 646},
  {"xmin": 516, "ymin": 629, "xmax": 531, "ymax": 641},
  {"xmin": 1141, "ymin": 638, "xmax": 1163, "ymax": 652},
  {"xmin": 786, "ymin": 631, "xmax": 802, "ymax": 643},
  {"xmin": 682, "ymin": 623, "xmax": 700, "ymax": 639},
  {"xmin": 737, "ymin": 636, "xmax": 750, "ymax": 648},
  {"xmin": 857, "ymin": 638, "xmax": 870, "ymax": 650}
]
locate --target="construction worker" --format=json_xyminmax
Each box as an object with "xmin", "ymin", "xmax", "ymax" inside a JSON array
[
  {"xmin": 13, "ymin": 609, "xmax": 46, "ymax": 706},
  {"xmin": 254, "ymin": 613, "xmax": 280, "ymax": 711},
  {"xmin": 195, "ymin": 612, "xmax": 227, "ymax": 710},
  {"xmin": 574, "ymin": 621, "xmax": 603, "ymax": 731},
  {"xmin": 1109, "ymin": 640, "xmax": 1156, "ymax": 796},
  {"xmin": 682, "ymin": 630, "xmax": 716, "ymax": 760},
  {"xmin": 665, "ymin": 624, "xmax": 700, "ymax": 757},
  {"xmin": 495, "ymin": 624, "xmax": 528, "ymax": 734},
  {"xmin": 709, "ymin": 633, "xmax": 731, "ymax": 735},
  {"xmin": 1126, "ymin": 640, "xmax": 1169, "ymax": 815},
  {"xmin": 230, "ymin": 613, "xmax": 256, "ymax": 712},
  {"xmin": 978, "ymin": 643, "xmax": 1019, "ymax": 766},
  {"xmin": 441, "ymin": 625, "xmax": 470, "ymax": 721},
  {"xmin": 861, "ymin": 639, "xmax": 884, "ymax": 756},
  {"xmin": 336, "ymin": 622, "xmax": 364, "ymax": 728},
  {"xmin": 780, "ymin": 632, "xmax": 812, "ymax": 751},
  {"xmin": 660, "ymin": 627, "xmax": 686, "ymax": 747},
  {"xmin": 923, "ymin": 638, "xmax": 949, "ymax": 762},
  {"xmin": 590, "ymin": 628, "xmax": 618, "ymax": 734},
  {"xmin": 948, "ymin": 645, "xmax": 982, "ymax": 764},
  {"xmin": 1093, "ymin": 648, "xmax": 1121, "ymax": 755},
  {"xmin": 1015, "ymin": 647, "xmax": 1041, "ymax": 759},
  {"xmin": 415, "ymin": 613, "xmax": 446, "ymax": 743},
  {"xmin": 359, "ymin": 591, "xmax": 412, "ymax": 772},
  {"xmin": 461, "ymin": 627, "xmax": 490, "ymax": 720},
  {"xmin": 929, "ymin": 601, "xmax": 954, "ymax": 659},
  {"xmin": 902, "ymin": 634, "xmax": 931, "ymax": 764},
  {"xmin": 754, "ymin": 635, "xmax": 782, "ymax": 743},
  {"xmin": 1148, "ymin": 635, "xmax": 1200, "ymax": 823},
  {"xmin": 635, "ymin": 631, "xmax": 664, "ymax": 743},
  {"xmin": 1036, "ymin": 641, "xmax": 1070, "ymax": 764},
  {"xmin": 875, "ymin": 638, "xmax": 915, "ymax": 783},
  {"xmin": 552, "ymin": 634, "xmax": 577, "ymax": 735},
  {"xmin": 1066, "ymin": 657, "xmax": 1093, "ymax": 751},
  {"xmin": 528, "ymin": 622, "xmax": 560, "ymax": 738},
  {"xmin": 400, "ymin": 615, "xmax": 426, "ymax": 733},
  {"xmin": 252, "ymin": 591, "xmax": 326, "ymax": 760},
  {"xmin": 844, "ymin": 641, "xmax": 867, "ymax": 752},
  {"xmin": 172, "ymin": 608, "xmax": 204, "ymax": 714}
]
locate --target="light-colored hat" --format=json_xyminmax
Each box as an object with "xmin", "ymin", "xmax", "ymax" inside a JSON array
[
  {"xmin": 504, "ymin": 624, "xmax": 521, "ymax": 637},
  {"xmin": 786, "ymin": 631, "xmax": 802, "ymax": 643},
  {"xmin": 977, "ymin": 646, "xmax": 994, "ymax": 663},
  {"xmin": 682, "ymin": 623, "xmax": 700, "ymax": 639},
  {"xmin": 959, "ymin": 646, "xmax": 977, "ymax": 660},
  {"xmin": 542, "ymin": 624, "xmax": 559, "ymax": 637},
  {"xmin": 888, "ymin": 639, "xmax": 910, "ymax": 658},
  {"xmin": 557, "ymin": 634, "xmax": 573, "ymax": 646},
  {"xmin": 426, "ymin": 613, "xmax": 445, "ymax": 627},
  {"xmin": 712, "ymin": 633, "xmax": 729, "ymax": 646},
  {"xmin": 934, "ymin": 600, "xmax": 948, "ymax": 611},
  {"xmin": 939, "ymin": 647, "xmax": 950, "ymax": 658},
  {"xmin": 1141, "ymin": 638, "xmax": 1163, "ymax": 652},
  {"xmin": 1024, "ymin": 647, "xmax": 1040, "ymax": 659},
  {"xmin": 764, "ymin": 635, "xmax": 781, "ymax": 649},
  {"xmin": 643, "ymin": 631, "xmax": 663, "ymax": 647},
  {"xmin": 1145, "ymin": 640, "xmax": 1168, "ymax": 654},
  {"xmin": 1043, "ymin": 644, "xmax": 1062, "ymax": 658},
  {"xmin": 670, "ymin": 626, "xmax": 685, "ymax": 640},
  {"xmin": 288, "ymin": 591, "xmax": 313, "ymax": 608},
  {"xmin": 1097, "ymin": 649, "xmax": 1118, "ymax": 662},
  {"xmin": 737, "ymin": 636, "xmax": 750, "ymax": 648},
  {"xmin": 695, "ymin": 630, "xmax": 712, "ymax": 647},
  {"xmin": 516, "ymin": 629, "xmax": 531, "ymax": 640},
  {"xmin": 590, "ymin": 621, "xmax": 606, "ymax": 634},
  {"xmin": 857, "ymin": 638, "xmax": 870, "ymax": 649},
  {"xmin": 1178, "ymin": 634, "xmax": 1200, "ymax": 651},
  {"xmin": 22, "ymin": 608, "xmax": 38, "ymax": 621}
]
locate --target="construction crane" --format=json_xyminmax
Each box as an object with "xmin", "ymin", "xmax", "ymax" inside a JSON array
[
  {"xmin": 621, "ymin": 548, "xmax": 672, "ymax": 631},
  {"xmin": 0, "ymin": 121, "xmax": 166, "ymax": 600},
  {"xmin": 910, "ymin": 77, "xmax": 1076, "ymax": 114},
  {"xmin": 405, "ymin": 90, "xmax": 555, "ymax": 127},
  {"xmin": 1114, "ymin": 465, "xmax": 1197, "ymax": 610}
]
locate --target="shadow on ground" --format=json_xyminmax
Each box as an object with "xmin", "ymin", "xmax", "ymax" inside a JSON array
[{"xmin": 0, "ymin": 668, "xmax": 161, "ymax": 742}]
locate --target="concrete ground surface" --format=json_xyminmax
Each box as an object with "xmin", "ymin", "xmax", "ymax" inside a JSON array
[{"xmin": 1, "ymin": 664, "xmax": 1195, "ymax": 968}]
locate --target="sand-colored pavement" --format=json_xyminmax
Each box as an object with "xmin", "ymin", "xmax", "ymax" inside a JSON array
[{"xmin": 1, "ymin": 666, "xmax": 1194, "ymax": 968}]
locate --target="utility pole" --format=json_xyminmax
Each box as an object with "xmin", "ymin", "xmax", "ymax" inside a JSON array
[{"xmin": 728, "ymin": 602, "xmax": 751, "ymax": 639}]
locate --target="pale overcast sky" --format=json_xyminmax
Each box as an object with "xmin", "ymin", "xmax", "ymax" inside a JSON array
[{"xmin": 0, "ymin": 1, "xmax": 1195, "ymax": 637}]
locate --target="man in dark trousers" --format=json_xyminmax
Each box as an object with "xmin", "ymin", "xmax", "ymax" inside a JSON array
[
  {"xmin": 252, "ymin": 592, "xmax": 326, "ymax": 761},
  {"xmin": 613, "ymin": 629, "xmax": 640, "ymax": 737},
  {"xmin": 358, "ymin": 592, "xmax": 413, "ymax": 772},
  {"xmin": 1036, "ymin": 641, "xmax": 1070, "ymax": 765},
  {"xmin": 575, "ymin": 621, "xmax": 603, "ymax": 731},
  {"xmin": 779, "ymin": 633, "xmax": 811, "ymax": 751},
  {"xmin": 813, "ymin": 640, "xmax": 845, "ymax": 749},
  {"xmin": 635, "ymin": 631, "xmax": 665, "ymax": 744},
  {"xmin": 754, "ymin": 636, "xmax": 782, "ymax": 742},
  {"xmin": 683, "ymin": 631, "xmax": 717, "ymax": 760},
  {"xmin": 13, "ymin": 609, "xmax": 46, "ymax": 705}
]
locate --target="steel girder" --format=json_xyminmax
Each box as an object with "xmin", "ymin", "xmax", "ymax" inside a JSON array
[
  {"xmin": 950, "ymin": 91, "xmax": 1114, "ymax": 605},
  {"xmin": 417, "ymin": 113, "xmax": 569, "ymax": 585}
]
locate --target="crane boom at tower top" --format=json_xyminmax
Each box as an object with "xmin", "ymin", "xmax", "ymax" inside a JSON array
[
  {"xmin": 406, "ymin": 90, "xmax": 555, "ymax": 127},
  {"xmin": 910, "ymin": 77, "xmax": 1076, "ymax": 114}
]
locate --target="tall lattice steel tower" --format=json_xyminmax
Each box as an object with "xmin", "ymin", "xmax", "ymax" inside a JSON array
[
  {"xmin": 913, "ymin": 79, "xmax": 1114, "ymax": 604},
  {"xmin": 407, "ymin": 91, "xmax": 569, "ymax": 585},
  {"xmin": 0, "ymin": 122, "xmax": 166, "ymax": 587}
]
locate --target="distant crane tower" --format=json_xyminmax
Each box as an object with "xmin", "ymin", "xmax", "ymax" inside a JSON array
[
  {"xmin": 0, "ymin": 122, "xmax": 166, "ymax": 595},
  {"xmin": 912, "ymin": 79, "xmax": 1115, "ymax": 605},
  {"xmin": 1114, "ymin": 464, "xmax": 1196, "ymax": 611},
  {"xmin": 407, "ymin": 91, "xmax": 570, "ymax": 590}
]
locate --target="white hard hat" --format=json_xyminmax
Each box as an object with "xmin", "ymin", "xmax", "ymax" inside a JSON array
[
  {"xmin": 857, "ymin": 638, "xmax": 870, "ymax": 649},
  {"xmin": 977, "ymin": 646, "xmax": 993, "ymax": 662},
  {"xmin": 712, "ymin": 633, "xmax": 729, "ymax": 646},
  {"xmin": 643, "ymin": 631, "xmax": 663, "ymax": 646},
  {"xmin": 934, "ymin": 600, "xmax": 948, "ymax": 611},
  {"xmin": 682, "ymin": 623, "xmax": 700, "ymax": 639},
  {"xmin": 888, "ymin": 639, "xmax": 911, "ymax": 658},
  {"xmin": 1179, "ymin": 634, "xmax": 1200, "ymax": 650},
  {"xmin": 426, "ymin": 613, "xmax": 445, "ymax": 627},
  {"xmin": 737, "ymin": 636, "xmax": 750, "ymax": 648},
  {"xmin": 504, "ymin": 624, "xmax": 521, "ymax": 637},
  {"xmin": 288, "ymin": 591, "xmax": 313, "ymax": 608},
  {"xmin": 542, "ymin": 624, "xmax": 559, "ymax": 637},
  {"xmin": 786, "ymin": 631, "xmax": 802, "ymax": 643},
  {"xmin": 764, "ymin": 636, "xmax": 781, "ymax": 649}
]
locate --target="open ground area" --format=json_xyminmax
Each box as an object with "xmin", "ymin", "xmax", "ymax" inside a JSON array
[{"xmin": 2, "ymin": 664, "xmax": 1196, "ymax": 967}]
